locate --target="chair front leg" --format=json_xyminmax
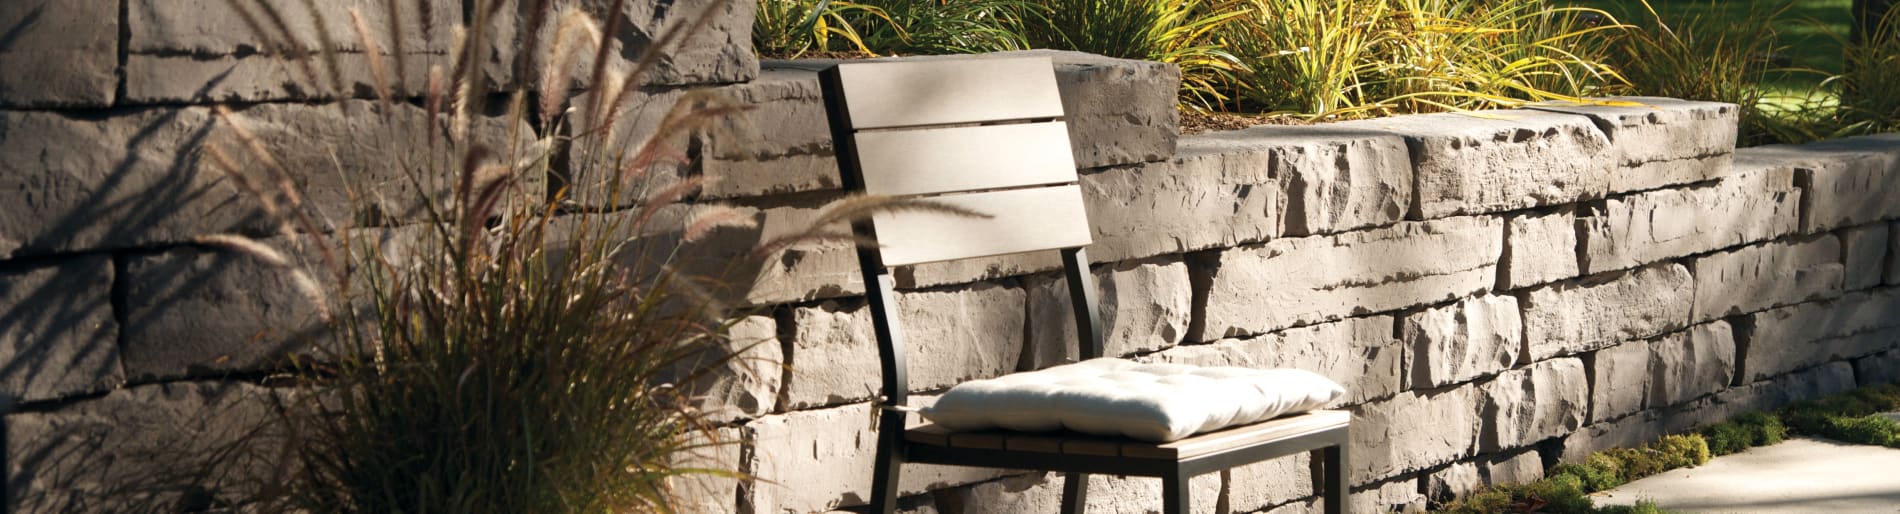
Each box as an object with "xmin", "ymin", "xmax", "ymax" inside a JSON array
[
  {"xmin": 1321, "ymin": 441, "xmax": 1350, "ymax": 514},
  {"xmin": 869, "ymin": 428, "xmax": 905, "ymax": 514},
  {"xmin": 1162, "ymin": 472, "xmax": 1190, "ymax": 514},
  {"xmin": 1060, "ymin": 472, "xmax": 1089, "ymax": 514}
]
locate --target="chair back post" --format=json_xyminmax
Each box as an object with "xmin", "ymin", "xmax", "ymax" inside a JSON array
[
  {"xmin": 821, "ymin": 65, "xmax": 911, "ymax": 414},
  {"xmin": 1060, "ymin": 247, "xmax": 1105, "ymax": 361}
]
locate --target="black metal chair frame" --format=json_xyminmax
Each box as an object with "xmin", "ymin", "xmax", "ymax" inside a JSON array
[{"xmin": 818, "ymin": 57, "xmax": 1350, "ymax": 514}]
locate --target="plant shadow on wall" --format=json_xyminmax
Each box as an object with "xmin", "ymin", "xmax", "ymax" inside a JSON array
[{"xmin": 6, "ymin": 0, "xmax": 985, "ymax": 512}]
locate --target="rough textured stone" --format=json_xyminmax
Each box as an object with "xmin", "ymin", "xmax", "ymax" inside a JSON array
[
  {"xmin": 671, "ymin": 315, "xmax": 781, "ymax": 422},
  {"xmin": 742, "ymin": 401, "xmax": 1012, "ymax": 513},
  {"xmin": 1736, "ymin": 134, "xmax": 1900, "ymax": 232},
  {"xmin": 1527, "ymin": 97, "xmax": 1738, "ymax": 193},
  {"xmin": 1197, "ymin": 216, "xmax": 1502, "ymax": 340},
  {"xmin": 1502, "ymin": 208, "xmax": 1581, "ymax": 290},
  {"xmin": 930, "ymin": 471, "xmax": 1222, "ymax": 514},
  {"xmin": 1331, "ymin": 110, "xmax": 1611, "ymax": 219},
  {"xmin": 1650, "ymin": 321, "xmax": 1738, "ymax": 407},
  {"xmin": 1150, "ymin": 316, "xmax": 1403, "ymax": 405},
  {"xmin": 0, "ymin": 256, "xmax": 122, "ymax": 403},
  {"xmin": 1351, "ymin": 477, "xmax": 1427, "ymax": 514},
  {"xmin": 124, "ymin": 0, "xmax": 458, "ymax": 103},
  {"xmin": 0, "ymin": 101, "xmax": 527, "ymax": 260},
  {"xmin": 1350, "ymin": 387, "xmax": 1479, "ymax": 485},
  {"xmin": 485, "ymin": 0, "xmax": 759, "ymax": 91},
  {"xmin": 1404, "ymin": 295, "xmax": 1522, "ymax": 389},
  {"xmin": 1481, "ymin": 358, "xmax": 1588, "ymax": 452},
  {"xmin": 1744, "ymin": 289, "xmax": 1900, "ymax": 381},
  {"xmin": 1724, "ymin": 361, "xmax": 1859, "ymax": 415},
  {"xmin": 672, "ymin": 427, "xmax": 743, "ymax": 514},
  {"xmin": 120, "ymin": 234, "xmax": 344, "ymax": 382},
  {"xmin": 697, "ymin": 202, "xmax": 863, "ymax": 307},
  {"xmin": 1228, "ymin": 453, "xmax": 1317, "ymax": 512},
  {"xmin": 1844, "ymin": 224, "xmax": 1891, "ymax": 291},
  {"xmin": 1580, "ymin": 167, "xmax": 1802, "ymax": 274},
  {"xmin": 1889, "ymin": 223, "xmax": 1900, "ymax": 286},
  {"xmin": 1691, "ymin": 235, "xmax": 1844, "ymax": 323},
  {"xmin": 0, "ymin": 0, "xmax": 118, "ymax": 107},
  {"xmin": 1191, "ymin": 125, "xmax": 1413, "ymax": 236},
  {"xmin": 1588, "ymin": 340, "xmax": 1651, "ymax": 423},
  {"xmin": 1486, "ymin": 450, "xmax": 1545, "ymax": 486},
  {"xmin": 1083, "ymin": 144, "xmax": 1282, "ymax": 264},
  {"xmin": 781, "ymin": 283, "xmax": 1024, "ymax": 410},
  {"xmin": 1560, "ymin": 409, "xmax": 1665, "ymax": 462},
  {"xmin": 6, "ymin": 382, "xmax": 290, "ymax": 513},
  {"xmin": 1024, "ymin": 260, "xmax": 1192, "ymax": 367},
  {"xmin": 1855, "ymin": 349, "xmax": 1900, "ymax": 386},
  {"xmin": 1521, "ymin": 263, "xmax": 1693, "ymax": 361},
  {"xmin": 1039, "ymin": 50, "xmax": 1181, "ymax": 168},
  {"xmin": 896, "ymin": 251, "xmax": 1062, "ymax": 290},
  {"xmin": 1426, "ymin": 462, "xmax": 1484, "ymax": 504}
]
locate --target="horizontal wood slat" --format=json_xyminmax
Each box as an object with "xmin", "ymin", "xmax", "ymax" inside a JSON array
[
  {"xmin": 853, "ymin": 121, "xmax": 1078, "ymax": 196},
  {"xmin": 871, "ymin": 185, "xmax": 1092, "ymax": 267},
  {"xmin": 903, "ymin": 410, "xmax": 1351, "ymax": 461},
  {"xmin": 832, "ymin": 57, "xmax": 1064, "ymax": 129}
]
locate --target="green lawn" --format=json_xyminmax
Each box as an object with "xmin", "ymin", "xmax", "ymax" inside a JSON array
[{"xmin": 1569, "ymin": 0, "xmax": 1854, "ymax": 106}]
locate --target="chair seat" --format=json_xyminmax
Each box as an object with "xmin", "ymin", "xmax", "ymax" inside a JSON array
[{"xmin": 906, "ymin": 409, "xmax": 1350, "ymax": 462}]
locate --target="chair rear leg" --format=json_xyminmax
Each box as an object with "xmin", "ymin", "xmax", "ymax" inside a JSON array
[
  {"xmin": 1162, "ymin": 472, "xmax": 1190, "ymax": 514},
  {"xmin": 1060, "ymin": 472, "xmax": 1089, "ymax": 514},
  {"xmin": 1321, "ymin": 441, "xmax": 1349, "ymax": 514}
]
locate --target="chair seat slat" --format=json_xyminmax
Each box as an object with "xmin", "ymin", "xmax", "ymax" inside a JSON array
[{"xmin": 854, "ymin": 121, "xmax": 1078, "ymax": 196}]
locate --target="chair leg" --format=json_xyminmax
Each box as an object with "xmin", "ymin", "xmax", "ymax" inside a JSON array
[
  {"xmin": 868, "ymin": 431, "xmax": 904, "ymax": 514},
  {"xmin": 1060, "ymin": 472, "xmax": 1089, "ymax": 514},
  {"xmin": 1162, "ymin": 472, "xmax": 1190, "ymax": 514},
  {"xmin": 1321, "ymin": 442, "xmax": 1349, "ymax": 514}
]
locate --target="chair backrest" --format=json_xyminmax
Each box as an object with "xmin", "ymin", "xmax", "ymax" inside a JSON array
[
  {"xmin": 820, "ymin": 56, "xmax": 1104, "ymax": 412},
  {"xmin": 821, "ymin": 57, "xmax": 1093, "ymax": 267}
]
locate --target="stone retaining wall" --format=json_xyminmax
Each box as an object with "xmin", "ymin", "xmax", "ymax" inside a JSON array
[{"xmin": 4, "ymin": 1, "xmax": 1900, "ymax": 512}]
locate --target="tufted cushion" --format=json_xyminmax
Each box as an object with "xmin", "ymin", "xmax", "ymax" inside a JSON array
[{"xmin": 920, "ymin": 358, "xmax": 1345, "ymax": 443}]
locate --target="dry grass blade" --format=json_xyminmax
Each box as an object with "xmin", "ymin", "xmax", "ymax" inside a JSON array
[
  {"xmin": 632, "ymin": 176, "xmax": 708, "ymax": 229},
  {"xmin": 750, "ymin": 230, "xmax": 881, "ymax": 258},
  {"xmin": 806, "ymin": 194, "xmax": 994, "ymax": 229},
  {"xmin": 194, "ymin": 234, "xmax": 333, "ymax": 323},
  {"xmin": 540, "ymin": 7, "xmax": 604, "ymax": 128},
  {"xmin": 349, "ymin": 7, "xmax": 394, "ymax": 109},
  {"xmin": 683, "ymin": 206, "xmax": 758, "ymax": 243}
]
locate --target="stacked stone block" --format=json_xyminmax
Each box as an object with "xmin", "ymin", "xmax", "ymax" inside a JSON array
[{"xmin": 4, "ymin": 0, "xmax": 1900, "ymax": 511}]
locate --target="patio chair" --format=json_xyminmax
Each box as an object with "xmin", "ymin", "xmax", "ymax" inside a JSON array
[{"xmin": 819, "ymin": 56, "xmax": 1352, "ymax": 514}]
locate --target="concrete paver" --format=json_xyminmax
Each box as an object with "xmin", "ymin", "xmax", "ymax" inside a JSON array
[{"xmin": 1592, "ymin": 437, "xmax": 1900, "ymax": 513}]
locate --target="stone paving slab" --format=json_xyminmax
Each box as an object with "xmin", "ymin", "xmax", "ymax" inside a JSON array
[{"xmin": 1593, "ymin": 436, "xmax": 1900, "ymax": 513}]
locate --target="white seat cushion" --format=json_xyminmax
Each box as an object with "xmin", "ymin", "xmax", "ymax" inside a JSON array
[{"xmin": 920, "ymin": 358, "xmax": 1345, "ymax": 443}]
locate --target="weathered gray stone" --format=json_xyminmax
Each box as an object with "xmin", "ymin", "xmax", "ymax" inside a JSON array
[
  {"xmin": 1650, "ymin": 321, "xmax": 1737, "ymax": 407},
  {"xmin": 1083, "ymin": 144, "xmax": 1282, "ymax": 264},
  {"xmin": 1845, "ymin": 224, "xmax": 1891, "ymax": 290},
  {"xmin": 1691, "ymin": 235, "xmax": 1844, "ymax": 323},
  {"xmin": 1024, "ymin": 260, "xmax": 1192, "ymax": 367},
  {"xmin": 1197, "ymin": 216, "xmax": 1502, "ymax": 340},
  {"xmin": 1560, "ymin": 409, "xmax": 1665, "ymax": 462},
  {"xmin": 485, "ymin": 0, "xmax": 759, "ymax": 91},
  {"xmin": 672, "ymin": 427, "xmax": 743, "ymax": 514},
  {"xmin": 1331, "ymin": 110, "xmax": 1611, "ymax": 219},
  {"xmin": 697, "ymin": 202, "xmax": 864, "ymax": 306},
  {"xmin": 1743, "ymin": 289, "xmax": 1900, "ymax": 381},
  {"xmin": 931, "ymin": 471, "xmax": 1222, "ymax": 514},
  {"xmin": 1486, "ymin": 450, "xmax": 1545, "ymax": 486},
  {"xmin": 1228, "ymin": 453, "xmax": 1317, "ymax": 512},
  {"xmin": 1890, "ymin": 223, "xmax": 1900, "ymax": 286},
  {"xmin": 1579, "ymin": 167, "xmax": 1801, "ymax": 274},
  {"xmin": 6, "ymin": 382, "xmax": 290, "ymax": 513},
  {"xmin": 1426, "ymin": 462, "xmax": 1483, "ymax": 504},
  {"xmin": 671, "ymin": 315, "xmax": 781, "ymax": 422},
  {"xmin": 1191, "ymin": 125, "xmax": 1413, "ymax": 236},
  {"xmin": 1588, "ymin": 340, "xmax": 1651, "ymax": 423},
  {"xmin": 1726, "ymin": 361, "xmax": 1859, "ymax": 414},
  {"xmin": 124, "ymin": 0, "xmax": 458, "ymax": 103},
  {"xmin": 1736, "ymin": 134, "xmax": 1900, "ymax": 232},
  {"xmin": 896, "ymin": 251, "xmax": 1062, "ymax": 290},
  {"xmin": 1350, "ymin": 386, "xmax": 1479, "ymax": 485},
  {"xmin": 1481, "ymin": 358, "xmax": 1589, "ymax": 452},
  {"xmin": 1404, "ymin": 295, "xmax": 1522, "ymax": 389},
  {"xmin": 0, "ymin": 101, "xmax": 528, "ymax": 260},
  {"xmin": 741, "ymin": 401, "xmax": 1013, "ymax": 513},
  {"xmin": 1521, "ymin": 263, "xmax": 1693, "ymax": 361},
  {"xmin": 1855, "ymin": 349, "xmax": 1900, "ymax": 386},
  {"xmin": 0, "ymin": 256, "xmax": 122, "ymax": 403},
  {"xmin": 0, "ymin": 0, "xmax": 118, "ymax": 107},
  {"xmin": 1150, "ymin": 316, "xmax": 1402, "ymax": 405},
  {"xmin": 1502, "ymin": 208, "xmax": 1581, "ymax": 290},
  {"xmin": 120, "ymin": 236, "xmax": 335, "ymax": 381},
  {"xmin": 781, "ymin": 283, "xmax": 1024, "ymax": 410},
  {"xmin": 1351, "ymin": 477, "xmax": 1427, "ymax": 514},
  {"xmin": 1527, "ymin": 97, "xmax": 1738, "ymax": 193}
]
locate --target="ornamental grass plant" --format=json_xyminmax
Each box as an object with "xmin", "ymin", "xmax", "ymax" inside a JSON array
[{"xmin": 194, "ymin": 1, "xmax": 977, "ymax": 512}]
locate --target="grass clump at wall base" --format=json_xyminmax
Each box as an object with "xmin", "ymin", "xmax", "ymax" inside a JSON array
[
  {"xmin": 1434, "ymin": 474, "xmax": 1673, "ymax": 514},
  {"xmin": 1701, "ymin": 411, "xmax": 1787, "ymax": 456},
  {"xmin": 1781, "ymin": 383, "xmax": 1900, "ymax": 447}
]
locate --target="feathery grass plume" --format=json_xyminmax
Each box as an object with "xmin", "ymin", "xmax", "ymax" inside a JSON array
[
  {"xmin": 382, "ymin": 0, "xmax": 408, "ymax": 97},
  {"xmin": 584, "ymin": 0, "xmax": 631, "ymax": 125},
  {"xmin": 214, "ymin": 106, "xmax": 343, "ymax": 283},
  {"xmin": 194, "ymin": 234, "xmax": 333, "ymax": 324},
  {"xmin": 632, "ymin": 175, "xmax": 709, "ymax": 230},
  {"xmin": 683, "ymin": 205, "xmax": 759, "ymax": 243},
  {"xmin": 539, "ymin": 7, "xmax": 603, "ymax": 129},
  {"xmin": 449, "ymin": 24, "xmax": 473, "ymax": 142},
  {"xmin": 425, "ymin": 64, "xmax": 445, "ymax": 147},
  {"xmin": 517, "ymin": 0, "xmax": 556, "ymax": 84},
  {"xmin": 295, "ymin": 0, "xmax": 347, "ymax": 98},
  {"xmin": 348, "ymin": 7, "xmax": 394, "ymax": 109}
]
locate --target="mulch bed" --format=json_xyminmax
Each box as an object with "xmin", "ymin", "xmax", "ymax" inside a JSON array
[{"xmin": 1179, "ymin": 109, "xmax": 1311, "ymax": 135}]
